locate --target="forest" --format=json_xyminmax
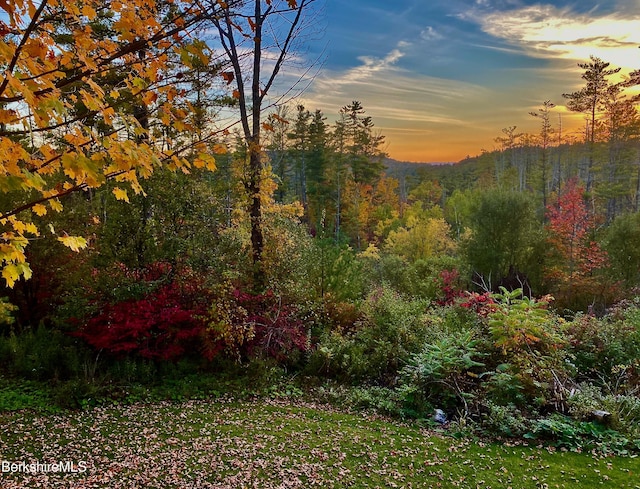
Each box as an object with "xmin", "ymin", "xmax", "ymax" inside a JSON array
[{"xmin": 1, "ymin": 0, "xmax": 640, "ymax": 457}]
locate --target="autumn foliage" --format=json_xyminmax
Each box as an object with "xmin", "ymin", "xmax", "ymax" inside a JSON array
[
  {"xmin": 72, "ymin": 263, "xmax": 219, "ymax": 361},
  {"xmin": 74, "ymin": 282, "xmax": 215, "ymax": 362},
  {"xmin": 545, "ymin": 179, "xmax": 609, "ymax": 308},
  {"xmin": 208, "ymin": 288, "xmax": 310, "ymax": 364},
  {"xmin": 72, "ymin": 261, "xmax": 309, "ymax": 363},
  {"xmin": 0, "ymin": 0, "xmax": 218, "ymax": 286}
]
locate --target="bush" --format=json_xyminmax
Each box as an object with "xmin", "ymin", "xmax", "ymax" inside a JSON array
[
  {"xmin": 51, "ymin": 378, "xmax": 104, "ymax": 410},
  {"xmin": 374, "ymin": 254, "xmax": 465, "ymax": 300},
  {"xmin": 106, "ymin": 357, "xmax": 159, "ymax": 385},
  {"xmin": 567, "ymin": 384, "xmax": 640, "ymax": 441},
  {"xmin": 345, "ymin": 386, "xmax": 404, "ymax": 417},
  {"xmin": 0, "ymin": 325, "xmax": 87, "ymax": 381},
  {"xmin": 208, "ymin": 287, "xmax": 312, "ymax": 367},
  {"xmin": 308, "ymin": 286, "xmax": 430, "ymax": 384},
  {"xmin": 234, "ymin": 290, "xmax": 310, "ymax": 365},
  {"xmin": 481, "ymin": 401, "xmax": 531, "ymax": 438},
  {"xmin": 483, "ymin": 365, "xmax": 526, "ymax": 406},
  {"xmin": 526, "ymin": 414, "xmax": 636, "ymax": 455},
  {"xmin": 486, "ymin": 288, "xmax": 572, "ymax": 407},
  {"xmin": 74, "ymin": 281, "xmax": 216, "ymax": 362},
  {"xmin": 566, "ymin": 304, "xmax": 640, "ymax": 386},
  {"xmin": 400, "ymin": 330, "xmax": 485, "ymax": 415}
]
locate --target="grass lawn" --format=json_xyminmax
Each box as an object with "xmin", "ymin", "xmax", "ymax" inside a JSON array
[{"xmin": 0, "ymin": 398, "xmax": 638, "ymax": 488}]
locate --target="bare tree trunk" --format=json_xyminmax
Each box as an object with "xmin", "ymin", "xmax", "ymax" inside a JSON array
[{"xmin": 209, "ymin": 0, "xmax": 312, "ymax": 290}]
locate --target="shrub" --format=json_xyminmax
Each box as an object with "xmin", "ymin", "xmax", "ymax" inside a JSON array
[
  {"xmin": 374, "ymin": 254, "xmax": 464, "ymax": 300},
  {"xmin": 307, "ymin": 286, "xmax": 430, "ymax": 383},
  {"xmin": 526, "ymin": 414, "xmax": 636, "ymax": 455},
  {"xmin": 0, "ymin": 325, "xmax": 87, "ymax": 381},
  {"xmin": 236, "ymin": 290, "xmax": 310, "ymax": 365},
  {"xmin": 74, "ymin": 281, "xmax": 217, "ymax": 362},
  {"xmin": 345, "ymin": 386, "xmax": 404, "ymax": 417},
  {"xmin": 481, "ymin": 401, "xmax": 531, "ymax": 438},
  {"xmin": 400, "ymin": 330, "xmax": 485, "ymax": 415},
  {"xmin": 566, "ymin": 304, "xmax": 640, "ymax": 386},
  {"xmin": 483, "ymin": 364, "xmax": 527, "ymax": 406},
  {"xmin": 486, "ymin": 288, "xmax": 572, "ymax": 407},
  {"xmin": 567, "ymin": 384, "xmax": 640, "ymax": 441},
  {"xmin": 208, "ymin": 288, "xmax": 310, "ymax": 366}
]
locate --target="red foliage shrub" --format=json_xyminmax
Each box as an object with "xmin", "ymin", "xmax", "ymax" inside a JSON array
[
  {"xmin": 75, "ymin": 260, "xmax": 309, "ymax": 364},
  {"xmin": 234, "ymin": 290, "xmax": 309, "ymax": 362},
  {"xmin": 433, "ymin": 268, "xmax": 496, "ymax": 317},
  {"xmin": 435, "ymin": 269, "xmax": 465, "ymax": 306},
  {"xmin": 74, "ymin": 268, "xmax": 221, "ymax": 361},
  {"xmin": 458, "ymin": 291, "xmax": 496, "ymax": 317}
]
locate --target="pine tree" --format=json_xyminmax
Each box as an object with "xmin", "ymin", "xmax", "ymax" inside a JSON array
[{"xmin": 562, "ymin": 56, "xmax": 621, "ymax": 193}]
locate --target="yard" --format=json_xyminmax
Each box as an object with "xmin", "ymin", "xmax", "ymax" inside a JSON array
[{"xmin": 1, "ymin": 399, "xmax": 638, "ymax": 488}]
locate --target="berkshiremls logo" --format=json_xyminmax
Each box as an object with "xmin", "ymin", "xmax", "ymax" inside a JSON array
[{"xmin": 1, "ymin": 461, "xmax": 87, "ymax": 474}]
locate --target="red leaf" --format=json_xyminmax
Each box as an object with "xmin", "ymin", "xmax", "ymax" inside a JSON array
[{"xmin": 221, "ymin": 71, "xmax": 234, "ymax": 85}]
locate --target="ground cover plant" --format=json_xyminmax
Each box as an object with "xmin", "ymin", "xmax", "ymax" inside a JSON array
[{"xmin": 1, "ymin": 398, "xmax": 639, "ymax": 489}]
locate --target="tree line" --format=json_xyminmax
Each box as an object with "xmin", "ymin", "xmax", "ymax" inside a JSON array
[{"xmin": 1, "ymin": 0, "xmax": 640, "ymax": 317}]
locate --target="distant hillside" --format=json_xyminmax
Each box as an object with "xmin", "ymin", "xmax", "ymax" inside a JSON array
[
  {"xmin": 382, "ymin": 153, "xmax": 499, "ymax": 195},
  {"xmin": 384, "ymin": 158, "xmax": 454, "ymax": 178}
]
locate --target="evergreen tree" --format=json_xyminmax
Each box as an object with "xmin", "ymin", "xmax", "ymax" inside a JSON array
[{"xmin": 562, "ymin": 56, "xmax": 621, "ymax": 193}]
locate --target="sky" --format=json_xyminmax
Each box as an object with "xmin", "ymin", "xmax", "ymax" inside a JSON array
[{"xmin": 293, "ymin": 0, "xmax": 640, "ymax": 163}]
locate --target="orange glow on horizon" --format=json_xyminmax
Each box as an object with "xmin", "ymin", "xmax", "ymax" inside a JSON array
[{"xmin": 383, "ymin": 110, "xmax": 591, "ymax": 163}]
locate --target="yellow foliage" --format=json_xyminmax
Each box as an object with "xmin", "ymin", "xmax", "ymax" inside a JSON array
[
  {"xmin": 193, "ymin": 153, "xmax": 217, "ymax": 171},
  {"xmin": 57, "ymin": 235, "xmax": 88, "ymax": 252},
  {"xmin": 112, "ymin": 187, "xmax": 130, "ymax": 202},
  {"xmin": 359, "ymin": 243, "xmax": 381, "ymax": 261},
  {"xmin": 2, "ymin": 263, "xmax": 32, "ymax": 288},
  {"xmin": 0, "ymin": 0, "xmax": 213, "ymax": 285},
  {"xmin": 32, "ymin": 204, "xmax": 47, "ymax": 217},
  {"xmin": 385, "ymin": 218, "xmax": 456, "ymax": 262}
]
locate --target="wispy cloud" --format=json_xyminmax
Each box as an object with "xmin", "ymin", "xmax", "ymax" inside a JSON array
[
  {"xmin": 297, "ymin": 42, "xmax": 503, "ymax": 162},
  {"xmin": 300, "ymin": 42, "xmax": 486, "ymax": 116},
  {"xmin": 278, "ymin": 0, "xmax": 640, "ymax": 162},
  {"xmin": 471, "ymin": 4, "xmax": 640, "ymax": 69},
  {"xmin": 421, "ymin": 26, "xmax": 444, "ymax": 42}
]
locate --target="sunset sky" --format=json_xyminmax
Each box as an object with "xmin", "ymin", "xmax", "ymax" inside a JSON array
[{"xmin": 296, "ymin": 0, "xmax": 640, "ymax": 163}]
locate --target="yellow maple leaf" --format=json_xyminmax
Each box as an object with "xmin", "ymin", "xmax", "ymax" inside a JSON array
[
  {"xmin": 194, "ymin": 153, "xmax": 217, "ymax": 171},
  {"xmin": 2, "ymin": 263, "xmax": 32, "ymax": 288},
  {"xmin": 49, "ymin": 199, "xmax": 63, "ymax": 212},
  {"xmin": 112, "ymin": 187, "xmax": 130, "ymax": 202},
  {"xmin": 25, "ymin": 223, "xmax": 38, "ymax": 236},
  {"xmin": 32, "ymin": 204, "xmax": 47, "ymax": 216},
  {"xmin": 58, "ymin": 235, "xmax": 88, "ymax": 252}
]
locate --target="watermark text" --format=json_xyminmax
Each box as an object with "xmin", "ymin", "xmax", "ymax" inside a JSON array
[{"xmin": 1, "ymin": 461, "xmax": 87, "ymax": 474}]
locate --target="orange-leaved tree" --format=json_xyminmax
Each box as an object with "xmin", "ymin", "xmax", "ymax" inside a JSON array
[
  {"xmin": 0, "ymin": 0, "xmax": 228, "ymax": 286},
  {"xmin": 545, "ymin": 178, "xmax": 608, "ymax": 309}
]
